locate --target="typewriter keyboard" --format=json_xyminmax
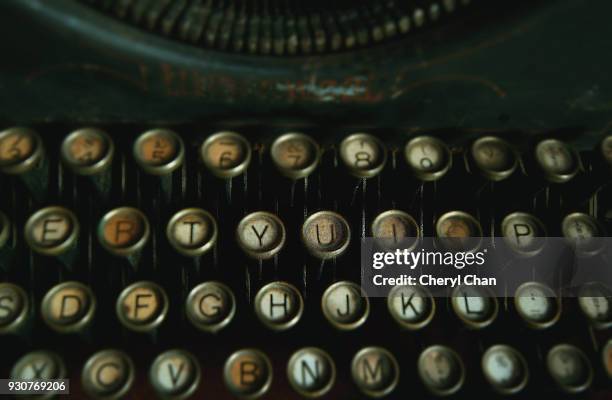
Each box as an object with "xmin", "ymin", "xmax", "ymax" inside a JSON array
[{"xmin": 0, "ymin": 125, "xmax": 611, "ymax": 399}]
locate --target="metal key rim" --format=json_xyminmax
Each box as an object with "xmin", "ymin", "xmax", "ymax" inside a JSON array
[
  {"xmin": 166, "ymin": 208, "xmax": 218, "ymax": 257},
  {"xmin": 577, "ymin": 281, "xmax": 612, "ymax": 330},
  {"xmin": 351, "ymin": 346, "xmax": 399, "ymax": 398},
  {"xmin": 254, "ymin": 281, "xmax": 304, "ymax": 331},
  {"xmin": 236, "ymin": 211, "xmax": 286, "ymax": 260},
  {"xmin": 418, "ymin": 345, "xmax": 465, "ymax": 396},
  {"xmin": 223, "ymin": 348, "xmax": 273, "ymax": 399},
  {"xmin": 41, "ymin": 281, "xmax": 96, "ymax": 334},
  {"xmin": 200, "ymin": 131, "xmax": 252, "ymax": 178},
  {"xmin": 0, "ymin": 127, "xmax": 44, "ymax": 175},
  {"xmin": 469, "ymin": 136, "xmax": 518, "ymax": 181},
  {"xmin": 10, "ymin": 351, "xmax": 67, "ymax": 388},
  {"xmin": 12, "ymin": 352, "xmax": 65, "ymax": 377},
  {"xmin": 546, "ymin": 344, "xmax": 593, "ymax": 394},
  {"xmin": 481, "ymin": 344, "xmax": 529, "ymax": 395},
  {"xmin": 435, "ymin": 210, "xmax": 483, "ymax": 252},
  {"xmin": 450, "ymin": 285, "xmax": 499, "ymax": 329},
  {"xmin": 534, "ymin": 139, "xmax": 580, "ymax": 183},
  {"xmin": 133, "ymin": 128, "xmax": 185, "ymax": 176},
  {"xmin": 97, "ymin": 207, "xmax": 150, "ymax": 258},
  {"xmin": 599, "ymin": 135, "xmax": 612, "ymax": 167},
  {"xmin": 339, "ymin": 132, "xmax": 388, "ymax": 178},
  {"xmin": 371, "ymin": 210, "xmax": 420, "ymax": 252},
  {"xmin": 287, "ymin": 347, "xmax": 336, "ymax": 398},
  {"xmin": 0, "ymin": 283, "xmax": 29, "ymax": 334},
  {"xmin": 301, "ymin": 211, "xmax": 351, "ymax": 260},
  {"xmin": 270, "ymin": 132, "xmax": 321, "ymax": 179},
  {"xmin": 514, "ymin": 282, "xmax": 561, "ymax": 330},
  {"xmin": 24, "ymin": 206, "xmax": 80, "ymax": 256},
  {"xmin": 115, "ymin": 281, "xmax": 168, "ymax": 333},
  {"xmin": 81, "ymin": 349, "xmax": 135, "ymax": 400},
  {"xmin": 404, "ymin": 135, "xmax": 452, "ymax": 181},
  {"xmin": 500, "ymin": 212, "xmax": 547, "ymax": 257},
  {"xmin": 561, "ymin": 212, "xmax": 605, "ymax": 256},
  {"xmin": 61, "ymin": 127, "xmax": 114, "ymax": 176},
  {"xmin": 321, "ymin": 281, "xmax": 369, "ymax": 331},
  {"xmin": 149, "ymin": 349, "xmax": 201, "ymax": 400},
  {"xmin": 387, "ymin": 284, "xmax": 435, "ymax": 331},
  {"xmin": 186, "ymin": 281, "xmax": 236, "ymax": 333}
]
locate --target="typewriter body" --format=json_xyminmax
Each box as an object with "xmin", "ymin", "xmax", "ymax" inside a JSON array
[{"xmin": 0, "ymin": 0, "xmax": 611, "ymax": 399}]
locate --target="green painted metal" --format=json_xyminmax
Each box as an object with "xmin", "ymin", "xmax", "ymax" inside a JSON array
[{"xmin": 0, "ymin": 0, "xmax": 611, "ymax": 147}]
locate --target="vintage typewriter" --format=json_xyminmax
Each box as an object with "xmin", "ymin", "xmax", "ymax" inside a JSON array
[{"xmin": 1, "ymin": 0, "xmax": 612, "ymax": 398}]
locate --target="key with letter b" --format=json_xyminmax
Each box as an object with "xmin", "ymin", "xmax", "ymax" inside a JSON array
[{"xmin": 224, "ymin": 349, "xmax": 273, "ymax": 399}]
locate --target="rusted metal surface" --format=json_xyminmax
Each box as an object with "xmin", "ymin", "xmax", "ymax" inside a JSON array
[{"xmin": 1, "ymin": 0, "xmax": 612, "ymax": 145}]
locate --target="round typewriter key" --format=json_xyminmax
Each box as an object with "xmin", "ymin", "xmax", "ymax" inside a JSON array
[
  {"xmin": 41, "ymin": 281, "xmax": 96, "ymax": 333},
  {"xmin": 150, "ymin": 349, "xmax": 201, "ymax": 400},
  {"xmin": 578, "ymin": 282, "xmax": 612, "ymax": 329},
  {"xmin": 371, "ymin": 210, "xmax": 419, "ymax": 250},
  {"xmin": 236, "ymin": 211, "xmax": 286, "ymax": 260},
  {"xmin": 451, "ymin": 285, "xmax": 498, "ymax": 329},
  {"xmin": 186, "ymin": 281, "xmax": 236, "ymax": 333},
  {"xmin": 351, "ymin": 347, "xmax": 399, "ymax": 398},
  {"xmin": 418, "ymin": 345, "xmax": 465, "ymax": 396},
  {"xmin": 321, "ymin": 281, "xmax": 369, "ymax": 330},
  {"xmin": 302, "ymin": 211, "xmax": 351, "ymax": 260},
  {"xmin": 61, "ymin": 128, "xmax": 114, "ymax": 176},
  {"xmin": 201, "ymin": 131, "xmax": 251, "ymax": 178},
  {"xmin": 116, "ymin": 281, "xmax": 168, "ymax": 333},
  {"xmin": 561, "ymin": 212, "xmax": 604, "ymax": 255},
  {"xmin": 0, "ymin": 127, "xmax": 47, "ymax": 200},
  {"xmin": 0, "ymin": 127, "xmax": 43, "ymax": 175},
  {"xmin": 224, "ymin": 349, "xmax": 273, "ymax": 399},
  {"xmin": 254, "ymin": 281, "xmax": 303, "ymax": 331},
  {"xmin": 481, "ymin": 345, "xmax": 529, "ymax": 395},
  {"xmin": 603, "ymin": 339, "xmax": 612, "ymax": 379},
  {"xmin": 167, "ymin": 208, "xmax": 218, "ymax": 257},
  {"xmin": 501, "ymin": 212, "xmax": 547, "ymax": 256},
  {"xmin": 82, "ymin": 349, "xmax": 134, "ymax": 400},
  {"xmin": 470, "ymin": 136, "xmax": 517, "ymax": 181},
  {"xmin": 287, "ymin": 347, "xmax": 335, "ymax": 398},
  {"xmin": 271, "ymin": 132, "xmax": 321, "ymax": 179},
  {"xmin": 387, "ymin": 285, "xmax": 435, "ymax": 330},
  {"xmin": 339, "ymin": 133, "xmax": 387, "ymax": 178},
  {"xmin": 0, "ymin": 283, "xmax": 29, "ymax": 334},
  {"xmin": 11, "ymin": 351, "xmax": 66, "ymax": 387},
  {"xmin": 404, "ymin": 136, "xmax": 451, "ymax": 181},
  {"xmin": 24, "ymin": 206, "xmax": 79, "ymax": 257},
  {"xmin": 61, "ymin": 128, "xmax": 114, "ymax": 198},
  {"xmin": 547, "ymin": 344, "xmax": 593, "ymax": 393},
  {"xmin": 435, "ymin": 211, "xmax": 482, "ymax": 252},
  {"xmin": 133, "ymin": 129, "xmax": 184, "ymax": 175},
  {"xmin": 98, "ymin": 207, "xmax": 150, "ymax": 262},
  {"xmin": 514, "ymin": 282, "xmax": 561, "ymax": 329},
  {"xmin": 535, "ymin": 138, "xmax": 579, "ymax": 183},
  {"xmin": 599, "ymin": 135, "xmax": 612, "ymax": 168}
]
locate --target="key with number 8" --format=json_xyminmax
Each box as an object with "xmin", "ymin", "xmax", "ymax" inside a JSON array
[{"xmin": 340, "ymin": 133, "xmax": 387, "ymax": 178}]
